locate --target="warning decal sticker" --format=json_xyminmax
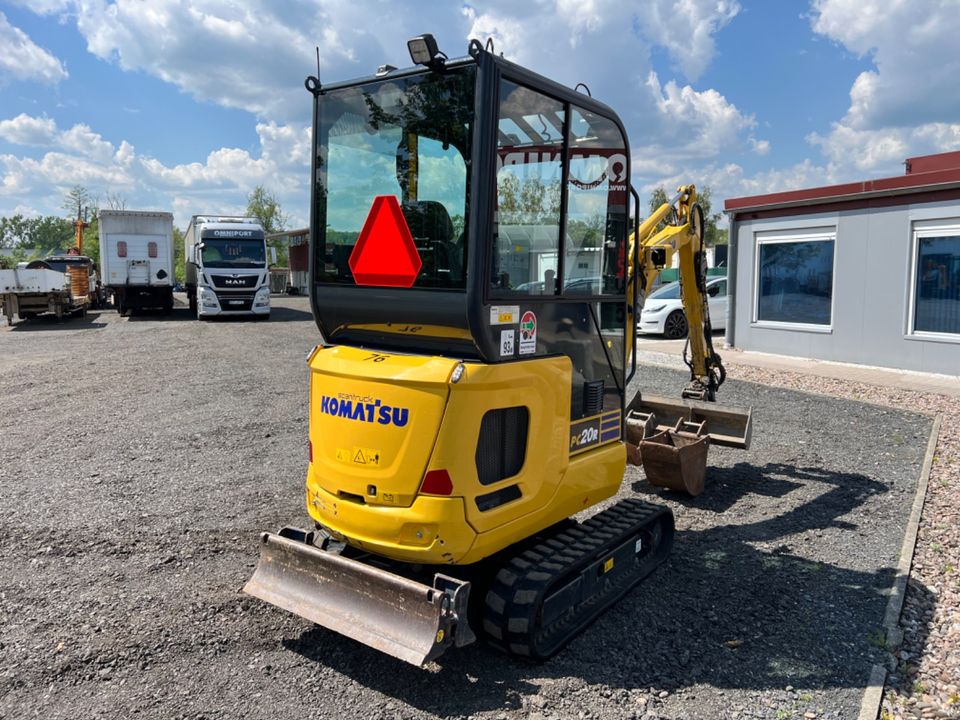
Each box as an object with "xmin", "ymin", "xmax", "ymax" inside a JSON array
[
  {"xmin": 490, "ymin": 305, "xmax": 520, "ymax": 325},
  {"xmin": 500, "ymin": 329, "xmax": 516, "ymax": 356},
  {"xmin": 519, "ymin": 311, "xmax": 537, "ymax": 354}
]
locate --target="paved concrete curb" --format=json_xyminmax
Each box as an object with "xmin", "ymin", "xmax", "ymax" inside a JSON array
[
  {"xmin": 883, "ymin": 412, "xmax": 941, "ymax": 639},
  {"xmin": 859, "ymin": 664, "xmax": 889, "ymax": 720},
  {"xmin": 857, "ymin": 412, "xmax": 942, "ymax": 720}
]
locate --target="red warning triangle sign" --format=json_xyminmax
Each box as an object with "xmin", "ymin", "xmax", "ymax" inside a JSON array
[{"xmin": 348, "ymin": 195, "xmax": 422, "ymax": 287}]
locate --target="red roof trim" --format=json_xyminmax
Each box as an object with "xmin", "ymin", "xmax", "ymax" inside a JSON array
[
  {"xmin": 729, "ymin": 186, "xmax": 960, "ymax": 222},
  {"xmin": 725, "ymin": 166, "xmax": 960, "ymax": 213}
]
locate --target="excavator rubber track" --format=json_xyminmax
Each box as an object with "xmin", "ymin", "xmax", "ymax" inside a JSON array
[{"xmin": 482, "ymin": 498, "xmax": 674, "ymax": 659}]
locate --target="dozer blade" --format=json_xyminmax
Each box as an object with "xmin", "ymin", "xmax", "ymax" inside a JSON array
[
  {"xmin": 626, "ymin": 392, "xmax": 752, "ymax": 449},
  {"xmin": 243, "ymin": 528, "xmax": 474, "ymax": 666}
]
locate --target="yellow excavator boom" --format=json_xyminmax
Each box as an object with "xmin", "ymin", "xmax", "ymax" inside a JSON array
[{"xmin": 631, "ymin": 184, "xmax": 726, "ymax": 401}]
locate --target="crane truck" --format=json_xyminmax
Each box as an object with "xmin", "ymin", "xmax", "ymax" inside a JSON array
[
  {"xmin": 0, "ymin": 254, "xmax": 97, "ymax": 324},
  {"xmin": 244, "ymin": 35, "xmax": 752, "ymax": 666}
]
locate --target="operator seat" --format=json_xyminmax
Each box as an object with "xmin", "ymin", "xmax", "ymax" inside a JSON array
[{"xmin": 402, "ymin": 200, "xmax": 461, "ymax": 283}]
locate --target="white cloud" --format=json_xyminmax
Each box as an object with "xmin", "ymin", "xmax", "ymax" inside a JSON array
[
  {"xmin": 461, "ymin": 2, "xmax": 755, "ymax": 170},
  {"xmin": 805, "ymin": 0, "xmax": 960, "ymax": 177},
  {"xmin": 808, "ymin": 123, "xmax": 960, "ymax": 175},
  {"xmin": 59, "ymin": 123, "xmax": 116, "ymax": 162},
  {"xmin": 644, "ymin": 71, "xmax": 755, "ymax": 159},
  {"xmin": 17, "ymin": 1, "xmax": 749, "ymax": 146},
  {"xmin": 4, "ymin": 1, "xmax": 756, "ymax": 226},
  {"xmin": 749, "ymin": 138, "xmax": 770, "ymax": 156},
  {"xmin": 642, "ymin": 158, "xmax": 832, "ymax": 219},
  {"xmin": 0, "ymin": 114, "xmax": 311, "ymax": 228},
  {"xmin": 812, "ymin": 0, "xmax": 960, "ymax": 130},
  {"xmin": 49, "ymin": 0, "xmax": 466, "ymax": 123},
  {"xmin": 0, "ymin": 113, "xmax": 58, "ymax": 145},
  {"xmin": 0, "ymin": 11, "xmax": 68, "ymax": 85},
  {"xmin": 633, "ymin": 0, "xmax": 740, "ymax": 81}
]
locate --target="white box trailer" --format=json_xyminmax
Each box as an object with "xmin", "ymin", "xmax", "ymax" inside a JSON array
[{"xmin": 98, "ymin": 210, "xmax": 175, "ymax": 315}]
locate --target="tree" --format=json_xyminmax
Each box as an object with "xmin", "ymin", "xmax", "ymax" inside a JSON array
[
  {"xmin": 0, "ymin": 214, "xmax": 30, "ymax": 248},
  {"xmin": 62, "ymin": 185, "xmax": 95, "ymax": 219},
  {"xmin": 83, "ymin": 214, "xmax": 100, "ymax": 266},
  {"xmin": 173, "ymin": 227, "xmax": 185, "ymax": 283},
  {"xmin": 0, "ymin": 213, "xmax": 75, "ymax": 257},
  {"xmin": 33, "ymin": 215, "xmax": 77, "ymax": 256},
  {"xmin": 246, "ymin": 186, "xmax": 288, "ymax": 234},
  {"xmin": 247, "ymin": 186, "xmax": 289, "ymax": 266},
  {"xmin": 61, "ymin": 185, "xmax": 100, "ymax": 262},
  {"xmin": 646, "ymin": 186, "xmax": 673, "ymax": 233},
  {"xmin": 105, "ymin": 192, "xmax": 127, "ymax": 211},
  {"xmin": 646, "ymin": 185, "xmax": 726, "ymax": 246},
  {"xmin": 497, "ymin": 174, "xmax": 562, "ymax": 225},
  {"xmin": 695, "ymin": 186, "xmax": 726, "ymax": 247}
]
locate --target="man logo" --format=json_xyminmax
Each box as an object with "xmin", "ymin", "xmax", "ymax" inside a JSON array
[{"xmin": 224, "ymin": 278, "xmax": 245, "ymax": 285}]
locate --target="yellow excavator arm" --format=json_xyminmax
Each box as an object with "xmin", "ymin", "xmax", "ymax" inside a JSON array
[{"xmin": 629, "ymin": 184, "xmax": 726, "ymax": 401}]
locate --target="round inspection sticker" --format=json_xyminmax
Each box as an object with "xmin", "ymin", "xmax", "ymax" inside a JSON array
[{"xmin": 519, "ymin": 311, "xmax": 537, "ymax": 354}]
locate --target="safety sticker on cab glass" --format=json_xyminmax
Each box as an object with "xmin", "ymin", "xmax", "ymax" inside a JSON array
[
  {"xmin": 500, "ymin": 329, "xmax": 515, "ymax": 356},
  {"xmin": 519, "ymin": 311, "xmax": 537, "ymax": 354},
  {"xmin": 490, "ymin": 305, "xmax": 519, "ymax": 325}
]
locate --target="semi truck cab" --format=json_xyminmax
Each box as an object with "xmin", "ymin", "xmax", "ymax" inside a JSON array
[{"xmin": 184, "ymin": 216, "xmax": 274, "ymax": 319}]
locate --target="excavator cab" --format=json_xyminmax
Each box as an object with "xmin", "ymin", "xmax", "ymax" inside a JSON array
[
  {"xmin": 245, "ymin": 36, "xmax": 751, "ymax": 666},
  {"xmin": 310, "ymin": 41, "xmax": 632, "ymax": 414}
]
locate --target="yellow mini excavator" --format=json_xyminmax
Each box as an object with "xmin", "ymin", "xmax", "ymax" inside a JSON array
[{"xmin": 244, "ymin": 35, "xmax": 751, "ymax": 666}]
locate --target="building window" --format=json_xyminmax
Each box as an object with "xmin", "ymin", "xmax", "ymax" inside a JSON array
[
  {"xmin": 911, "ymin": 221, "xmax": 960, "ymax": 336},
  {"xmin": 754, "ymin": 229, "xmax": 835, "ymax": 327}
]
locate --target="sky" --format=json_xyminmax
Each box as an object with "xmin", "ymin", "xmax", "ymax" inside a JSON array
[{"xmin": 0, "ymin": 0, "xmax": 959, "ymax": 232}]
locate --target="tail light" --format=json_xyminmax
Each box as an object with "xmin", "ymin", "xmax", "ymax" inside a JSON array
[{"xmin": 420, "ymin": 469, "xmax": 453, "ymax": 496}]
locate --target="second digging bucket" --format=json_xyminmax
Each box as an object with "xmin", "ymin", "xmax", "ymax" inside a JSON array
[{"xmin": 640, "ymin": 430, "xmax": 710, "ymax": 496}]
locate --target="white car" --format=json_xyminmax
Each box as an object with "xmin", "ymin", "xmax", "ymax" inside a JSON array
[{"xmin": 638, "ymin": 276, "xmax": 728, "ymax": 339}]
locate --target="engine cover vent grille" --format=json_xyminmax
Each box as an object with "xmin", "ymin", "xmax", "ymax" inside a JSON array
[
  {"xmin": 583, "ymin": 380, "xmax": 605, "ymax": 416},
  {"xmin": 475, "ymin": 406, "xmax": 529, "ymax": 486}
]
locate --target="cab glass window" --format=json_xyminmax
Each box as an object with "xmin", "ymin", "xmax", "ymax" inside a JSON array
[
  {"xmin": 315, "ymin": 67, "xmax": 474, "ymax": 289},
  {"xmin": 564, "ymin": 107, "xmax": 628, "ymax": 296},
  {"xmin": 491, "ymin": 81, "xmax": 564, "ymax": 296}
]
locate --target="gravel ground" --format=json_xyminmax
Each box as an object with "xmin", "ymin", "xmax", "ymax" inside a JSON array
[
  {"xmin": 710, "ymin": 358, "xmax": 959, "ymax": 720},
  {"xmin": 0, "ymin": 299, "xmax": 935, "ymax": 720}
]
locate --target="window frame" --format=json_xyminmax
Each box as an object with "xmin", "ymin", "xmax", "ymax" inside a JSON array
[
  {"xmin": 906, "ymin": 218, "xmax": 960, "ymax": 343},
  {"xmin": 486, "ymin": 75, "xmax": 628, "ymax": 302},
  {"xmin": 751, "ymin": 227, "xmax": 837, "ymax": 333}
]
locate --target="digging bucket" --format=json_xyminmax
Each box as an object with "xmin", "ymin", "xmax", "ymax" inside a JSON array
[
  {"xmin": 625, "ymin": 392, "xmax": 752, "ymax": 449},
  {"xmin": 639, "ymin": 429, "xmax": 710, "ymax": 496},
  {"xmin": 243, "ymin": 528, "xmax": 474, "ymax": 666}
]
